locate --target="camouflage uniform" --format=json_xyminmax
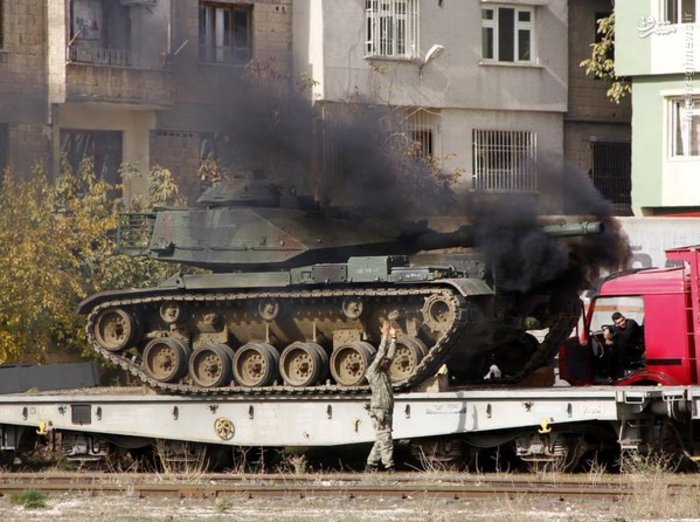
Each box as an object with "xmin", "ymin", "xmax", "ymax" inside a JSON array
[{"xmin": 365, "ymin": 336, "xmax": 397, "ymax": 469}]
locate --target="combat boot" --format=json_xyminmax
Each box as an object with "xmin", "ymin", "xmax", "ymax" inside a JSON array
[
  {"xmin": 364, "ymin": 463, "xmax": 379, "ymax": 473},
  {"xmin": 384, "ymin": 465, "xmax": 395, "ymax": 473}
]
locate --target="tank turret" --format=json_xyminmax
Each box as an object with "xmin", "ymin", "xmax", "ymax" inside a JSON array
[
  {"xmin": 117, "ymin": 177, "xmax": 605, "ymax": 272},
  {"xmin": 80, "ymin": 176, "xmax": 605, "ymax": 395}
]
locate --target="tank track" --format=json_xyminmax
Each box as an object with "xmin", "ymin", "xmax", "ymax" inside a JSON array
[
  {"xmin": 85, "ymin": 286, "xmax": 579, "ymax": 396},
  {"xmin": 86, "ymin": 286, "xmax": 470, "ymax": 396}
]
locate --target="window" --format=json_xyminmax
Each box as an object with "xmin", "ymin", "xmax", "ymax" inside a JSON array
[
  {"xmin": 69, "ymin": 0, "xmax": 131, "ymax": 66},
  {"xmin": 60, "ymin": 129, "xmax": 123, "ymax": 189},
  {"xmin": 670, "ymin": 99, "xmax": 700, "ymax": 157},
  {"xmin": 590, "ymin": 141, "xmax": 631, "ymax": 212},
  {"xmin": 400, "ymin": 108, "xmax": 438, "ymax": 160},
  {"xmin": 365, "ymin": 0, "xmax": 419, "ymax": 59},
  {"xmin": 662, "ymin": 0, "xmax": 696, "ymax": 24},
  {"xmin": 199, "ymin": 2, "xmax": 252, "ymax": 64},
  {"xmin": 481, "ymin": 5, "xmax": 534, "ymax": 63},
  {"xmin": 472, "ymin": 130, "xmax": 536, "ymax": 192}
]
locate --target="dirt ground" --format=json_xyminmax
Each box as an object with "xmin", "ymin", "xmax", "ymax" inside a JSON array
[{"xmin": 0, "ymin": 488, "xmax": 696, "ymax": 522}]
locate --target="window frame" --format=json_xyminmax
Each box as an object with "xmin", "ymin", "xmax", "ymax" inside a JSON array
[
  {"xmin": 199, "ymin": 2, "xmax": 253, "ymax": 65},
  {"xmin": 660, "ymin": 0, "xmax": 696, "ymax": 24},
  {"xmin": 481, "ymin": 4, "xmax": 535, "ymax": 64},
  {"xmin": 365, "ymin": 0, "xmax": 419, "ymax": 60},
  {"xmin": 669, "ymin": 97, "xmax": 700, "ymax": 158}
]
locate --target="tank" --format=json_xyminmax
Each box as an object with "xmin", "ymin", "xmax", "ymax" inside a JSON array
[{"xmin": 78, "ymin": 176, "xmax": 605, "ymax": 395}]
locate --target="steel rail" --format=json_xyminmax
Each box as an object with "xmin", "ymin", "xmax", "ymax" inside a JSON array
[{"xmin": 0, "ymin": 472, "xmax": 681, "ymax": 500}]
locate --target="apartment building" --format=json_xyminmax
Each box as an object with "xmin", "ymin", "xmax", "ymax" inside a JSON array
[
  {"xmin": 616, "ymin": 0, "xmax": 700, "ymax": 215},
  {"xmin": 294, "ymin": 0, "xmax": 572, "ymax": 211},
  {"xmin": 1, "ymin": 0, "xmax": 291, "ymax": 203},
  {"xmin": 565, "ymin": 1, "xmax": 632, "ymax": 215},
  {"xmin": 0, "ymin": 0, "xmax": 629, "ymax": 212}
]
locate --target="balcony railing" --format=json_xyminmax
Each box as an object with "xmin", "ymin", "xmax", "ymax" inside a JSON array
[{"xmin": 68, "ymin": 45, "xmax": 132, "ymax": 67}]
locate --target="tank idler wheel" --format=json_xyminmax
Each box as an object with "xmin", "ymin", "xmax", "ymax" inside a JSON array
[
  {"xmin": 189, "ymin": 343, "xmax": 235, "ymax": 388},
  {"xmin": 421, "ymin": 294, "xmax": 456, "ymax": 334},
  {"xmin": 330, "ymin": 342, "xmax": 376, "ymax": 386},
  {"xmin": 389, "ymin": 336, "xmax": 428, "ymax": 382},
  {"xmin": 233, "ymin": 342, "xmax": 279, "ymax": 387},
  {"xmin": 94, "ymin": 308, "xmax": 139, "ymax": 352},
  {"xmin": 143, "ymin": 337, "xmax": 191, "ymax": 383},
  {"xmin": 279, "ymin": 342, "xmax": 328, "ymax": 387}
]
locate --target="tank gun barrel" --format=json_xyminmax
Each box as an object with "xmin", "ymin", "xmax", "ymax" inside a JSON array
[
  {"xmin": 540, "ymin": 220, "xmax": 605, "ymax": 237},
  {"xmin": 412, "ymin": 220, "xmax": 605, "ymax": 251}
]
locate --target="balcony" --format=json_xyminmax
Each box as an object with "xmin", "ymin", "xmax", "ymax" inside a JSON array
[{"xmin": 65, "ymin": 44, "xmax": 175, "ymax": 108}]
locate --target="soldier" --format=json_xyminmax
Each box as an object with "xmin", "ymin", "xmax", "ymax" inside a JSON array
[{"xmin": 364, "ymin": 313, "xmax": 398, "ymax": 472}]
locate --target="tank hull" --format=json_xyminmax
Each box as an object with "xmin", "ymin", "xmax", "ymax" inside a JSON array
[{"xmin": 81, "ymin": 256, "xmax": 580, "ymax": 395}]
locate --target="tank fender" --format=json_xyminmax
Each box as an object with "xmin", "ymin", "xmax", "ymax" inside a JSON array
[{"xmin": 430, "ymin": 278, "xmax": 494, "ymax": 297}]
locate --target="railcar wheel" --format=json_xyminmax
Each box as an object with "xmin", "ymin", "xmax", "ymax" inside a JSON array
[
  {"xmin": 233, "ymin": 342, "xmax": 279, "ymax": 387},
  {"xmin": 279, "ymin": 342, "xmax": 328, "ymax": 387},
  {"xmin": 189, "ymin": 343, "xmax": 234, "ymax": 388},
  {"xmin": 330, "ymin": 341, "xmax": 376, "ymax": 386},
  {"xmin": 143, "ymin": 337, "xmax": 191, "ymax": 383},
  {"xmin": 94, "ymin": 308, "xmax": 138, "ymax": 352},
  {"xmin": 389, "ymin": 336, "xmax": 428, "ymax": 382}
]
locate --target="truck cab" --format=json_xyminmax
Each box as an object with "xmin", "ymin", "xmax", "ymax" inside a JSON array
[{"xmin": 559, "ymin": 246, "xmax": 700, "ymax": 386}]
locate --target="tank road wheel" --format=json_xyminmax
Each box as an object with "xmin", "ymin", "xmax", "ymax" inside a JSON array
[
  {"xmin": 142, "ymin": 337, "xmax": 191, "ymax": 383},
  {"xmin": 421, "ymin": 294, "xmax": 457, "ymax": 335},
  {"xmin": 330, "ymin": 342, "xmax": 376, "ymax": 386},
  {"xmin": 233, "ymin": 342, "xmax": 279, "ymax": 387},
  {"xmin": 279, "ymin": 342, "xmax": 328, "ymax": 387},
  {"xmin": 93, "ymin": 308, "xmax": 138, "ymax": 352},
  {"xmin": 188, "ymin": 343, "xmax": 235, "ymax": 388},
  {"xmin": 389, "ymin": 336, "xmax": 428, "ymax": 382}
]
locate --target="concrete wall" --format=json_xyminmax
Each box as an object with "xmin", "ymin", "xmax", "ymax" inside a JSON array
[{"xmin": 0, "ymin": 0, "xmax": 50, "ymax": 175}]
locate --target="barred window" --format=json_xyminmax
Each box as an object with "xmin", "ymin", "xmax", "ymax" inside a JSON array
[
  {"xmin": 472, "ymin": 130, "xmax": 537, "ymax": 192},
  {"xmin": 482, "ymin": 5, "xmax": 534, "ymax": 63},
  {"xmin": 365, "ymin": 0, "xmax": 419, "ymax": 59}
]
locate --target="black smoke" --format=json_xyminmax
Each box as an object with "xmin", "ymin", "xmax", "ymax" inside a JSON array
[{"xmin": 212, "ymin": 70, "xmax": 629, "ymax": 292}]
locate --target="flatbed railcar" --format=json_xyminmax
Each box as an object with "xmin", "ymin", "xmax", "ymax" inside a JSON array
[{"xmin": 0, "ymin": 383, "xmax": 695, "ymax": 469}]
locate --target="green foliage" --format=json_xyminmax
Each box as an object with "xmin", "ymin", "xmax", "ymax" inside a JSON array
[
  {"xmin": 0, "ymin": 161, "xmax": 183, "ymax": 364},
  {"xmin": 580, "ymin": 12, "xmax": 631, "ymax": 103},
  {"xmin": 10, "ymin": 489, "xmax": 47, "ymax": 509}
]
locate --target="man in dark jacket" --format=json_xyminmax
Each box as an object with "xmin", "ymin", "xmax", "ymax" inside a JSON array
[{"xmin": 604, "ymin": 312, "xmax": 644, "ymax": 377}]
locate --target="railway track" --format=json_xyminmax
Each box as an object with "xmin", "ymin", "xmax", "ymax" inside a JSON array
[{"xmin": 0, "ymin": 471, "xmax": 678, "ymax": 500}]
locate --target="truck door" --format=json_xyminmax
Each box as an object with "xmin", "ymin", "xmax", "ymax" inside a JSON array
[{"xmin": 559, "ymin": 296, "xmax": 645, "ymax": 385}]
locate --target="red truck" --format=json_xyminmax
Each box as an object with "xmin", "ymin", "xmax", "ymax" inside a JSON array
[{"xmin": 560, "ymin": 245, "xmax": 700, "ymax": 386}]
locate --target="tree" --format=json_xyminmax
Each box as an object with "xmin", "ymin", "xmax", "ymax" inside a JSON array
[
  {"xmin": 580, "ymin": 12, "xmax": 631, "ymax": 103},
  {"xmin": 0, "ymin": 161, "xmax": 183, "ymax": 364}
]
